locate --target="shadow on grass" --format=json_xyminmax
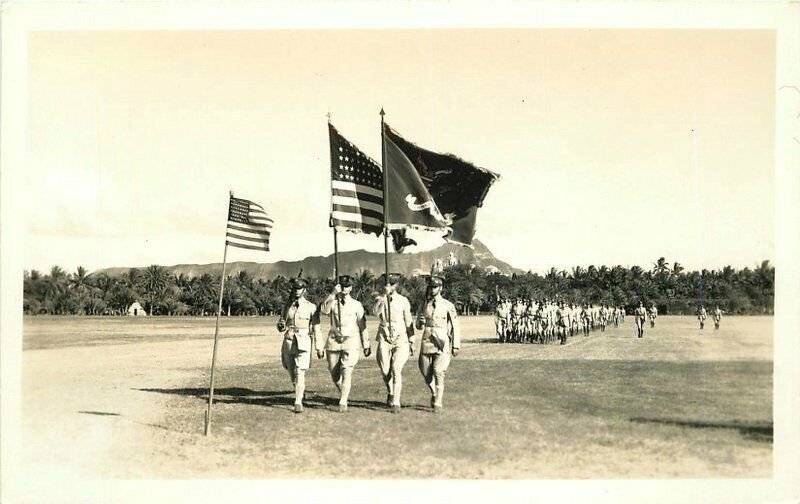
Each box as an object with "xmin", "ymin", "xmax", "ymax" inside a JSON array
[
  {"xmin": 136, "ymin": 387, "xmax": 388, "ymax": 412},
  {"xmin": 630, "ymin": 417, "xmax": 773, "ymax": 443},
  {"xmin": 79, "ymin": 410, "xmax": 120, "ymax": 416}
]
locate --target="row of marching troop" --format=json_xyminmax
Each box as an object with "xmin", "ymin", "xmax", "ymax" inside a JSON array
[{"xmin": 494, "ymin": 298, "xmax": 629, "ymax": 345}]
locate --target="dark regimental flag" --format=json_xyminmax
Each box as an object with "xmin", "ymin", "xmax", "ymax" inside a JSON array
[
  {"xmin": 328, "ymin": 122, "xmax": 384, "ymax": 236},
  {"xmin": 384, "ymin": 123, "xmax": 500, "ymax": 247},
  {"xmin": 226, "ymin": 196, "xmax": 273, "ymax": 252},
  {"xmin": 384, "ymin": 132, "xmax": 450, "ymax": 237}
]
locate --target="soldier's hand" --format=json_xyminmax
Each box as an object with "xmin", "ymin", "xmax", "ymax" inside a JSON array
[
  {"xmin": 409, "ymin": 343, "xmax": 415, "ymax": 356},
  {"xmin": 364, "ymin": 347, "xmax": 372, "ymax": 358},
  {"xmin": 277, "ymin": 319, "xmax": 286, "ymax": 332},
  {"xmin": 316, "ymin": 349, "xmax": 325, "ymax": 359},
  {"xmin": 452, "ymin": 347, "xmax": 459, "ymax": 357}
]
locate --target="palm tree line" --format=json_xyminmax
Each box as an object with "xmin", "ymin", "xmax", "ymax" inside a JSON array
[{"xmin": 22, "ymin": 258, "xmax": 774, "ymax": 316}]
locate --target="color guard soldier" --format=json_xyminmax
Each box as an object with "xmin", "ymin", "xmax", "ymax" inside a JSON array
[
  {"xmin": 276, "ymin": 277, "xmax": 321, "ymax": 414},
  {"xmin": 416, "ymin": 275, "xmax": 461, "ymax": 413},
  {"xmin": 319, "ymin": 275, "xmax": 371, "ymax": 412},
  {"xmin": 373, "ymin": 273, "xmax": 415, "ymax": 413}
]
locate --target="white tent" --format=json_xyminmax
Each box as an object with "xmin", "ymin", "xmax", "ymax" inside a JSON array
[{"xmin": 127, "ymin": 302, "xmax": 147, "ymax": 317}]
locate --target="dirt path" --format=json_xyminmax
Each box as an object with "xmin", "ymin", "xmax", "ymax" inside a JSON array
[{"xmin": 21, "ymin": 335, "xmax": 275, "ymax": 487}]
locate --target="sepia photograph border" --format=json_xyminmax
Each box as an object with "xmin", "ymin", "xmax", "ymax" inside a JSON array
[{"xmin": 2, "ymin": 1, "xmax": 799, "ymax": 502}]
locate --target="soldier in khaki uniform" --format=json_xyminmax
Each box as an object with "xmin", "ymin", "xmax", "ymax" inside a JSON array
[
  {"xmin": 415, "ymin": 276, "xmax": 460, "ymax": 413},
  {"xmin": 697, "ymin": 304, "xmax": 708, "ymax": 330},
  {"xmin": 319, "ymin": 275, "xmax": 371, "ymax": 412},
  {"xmin": 373, "ymin": 273, "xmax": 415, "ymax": 413},
  {"xmin": 276, "ymin": 278, "xmax": 321, "ymax": 414},
  {"xmin": 648, "ymin": 303, "xmax": 658, "ymax": 328},
  {"xmin": 634, "ymin": 301, "xmax": 647, "ymax": 338},
  {"xmin": 494, "ymin": 298, "xmax": 509, "ymax": 343}
]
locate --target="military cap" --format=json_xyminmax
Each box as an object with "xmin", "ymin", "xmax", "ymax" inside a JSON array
[
  {"xmin": 426, "ymin": 275, "xmax": 444, "ymax": 287},
  {"xmin": 289, "ymin": 277, "xmax": 308, "ymax": 289},
  {"xmin": 380, "ymin": 272, "xmax": 402, "ymax": 285},
  {"xmin": 338, "ymin": 275, "xmax": 353, "ymax": 288}
]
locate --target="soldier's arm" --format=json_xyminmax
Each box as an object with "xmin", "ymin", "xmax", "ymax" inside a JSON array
[
  {"xmin": 372, "ymin": 296, "xmax": 385, "ymax": 320},
  {"xmin": 320, "ymin": 292, "xmax": 335, "ymax": 315},
  {"xmin": 310, "ymin": 305, "xmax": 321, "ymax": 349},
  {"xmin": 276, "ymin": 302, "xmax": 288, "ymax": 332},
  {"xmin": 357, "ymin": 304, "xmax": 370, "ymax": 350},
  {"xmin": 403, "ymin": 298, "xmax": 415, "ymax": 341},
  {"xmin": 415, "ymin": 301, "xmax": 426, "ymax": 330},
  {"xmin": 448, "ymin": 301, "xmax": 461, "ymax": 350}
]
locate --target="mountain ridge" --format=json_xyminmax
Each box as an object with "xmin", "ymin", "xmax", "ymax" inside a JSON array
[{"xmin": 92, "ymin": 239, "xmax": 522, "ymax": 279}]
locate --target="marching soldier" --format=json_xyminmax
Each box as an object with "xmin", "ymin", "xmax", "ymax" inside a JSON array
[
  {"xmin": 276, "ymin": 278, "xmax": 321, "ymax": 414},
  {"xmin": 713, "ymin": 305, "xmax": 724, "ymax": 329},
  {"xmin": 697, "ymin": 304, "xmax": 708, "ymax": 330},
  {"xmin": 648, "ymin": 303, "xmax": 658, "ymax": 328},
  {"xmin": 599, "ymin": 304, "xmax": 608, "ymax": 332},
  {"xmin": 416, "ymin": 276, "xmax": 461, "ymax": 413},
  {"xmin": 319, "ymin": 275, "xmax": 371, "ymax": 412},
  {"xmin": 495, "ymin": 297, "xmax": 509, "ymax": 343},
  {"xmin": 373, "ymin": 273, "xmax": 415, "ymax": 413},
  {"xmin": 580, "ymin": 303, "xmax": 591, "ymax": 337},
  {"xmin": 634, "ymin": 301, "xmax": 647, "ymax": 338},
  {"xmin": 556, "ymin": 302, "xmax": 567, "ymax": 345}
]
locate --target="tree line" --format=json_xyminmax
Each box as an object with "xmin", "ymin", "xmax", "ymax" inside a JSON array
[{"xmin": 22, "ymin": 258, "xmax": 774, "ymax": 317}]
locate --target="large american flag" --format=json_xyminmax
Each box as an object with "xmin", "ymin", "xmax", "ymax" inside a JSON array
[
  {"xmin": 226, "ymin": 196, "xmax": 273, "ymax": 252},
  {"xmin": 328, "ymin": 123, "xmax": 384, "ymax": 235}
]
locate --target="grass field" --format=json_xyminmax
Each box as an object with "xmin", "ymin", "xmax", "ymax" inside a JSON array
[{"xmin": 21, "ymin": 315, "xmax": 772, "ymax": 480}]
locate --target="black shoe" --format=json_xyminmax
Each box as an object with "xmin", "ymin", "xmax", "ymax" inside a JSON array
[
  {"xmin": 387, "ymin": 394, "xmax": 394, "ymax": 407},
  {"xmin": 294, "ymin": 403, "xmax": 303, "ymax": 414}
]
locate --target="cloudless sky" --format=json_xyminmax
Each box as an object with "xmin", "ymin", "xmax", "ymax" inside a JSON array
[{"xmin": 24, "ymin": 29, "xmax": 775, "ymax": 274}]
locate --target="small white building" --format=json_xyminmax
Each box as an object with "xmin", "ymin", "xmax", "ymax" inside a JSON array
[{"xmin": 127, "ymin": 302, "xmax": 147, "ymax": 317}]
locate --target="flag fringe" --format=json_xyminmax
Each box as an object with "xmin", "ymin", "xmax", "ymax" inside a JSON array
[{"xmin": 386, "ymin": 223, "xmax": 452, "ymax": 235}]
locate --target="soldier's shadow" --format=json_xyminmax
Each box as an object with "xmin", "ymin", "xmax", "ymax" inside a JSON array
[{"xmin": 136, "ymin": 387, "xmax": 386, "ymax": 412}]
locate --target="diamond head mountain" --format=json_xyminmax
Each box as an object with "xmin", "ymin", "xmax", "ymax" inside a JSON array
[{"xmin": 93, "ymin": 239, "xmax": 521, "ymax": 279}]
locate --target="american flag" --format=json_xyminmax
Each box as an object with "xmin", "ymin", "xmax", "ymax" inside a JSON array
[
  {"xmin": 226, "ymin": 196, "xmax": 273, "ymax": 252},
  {"xmin": 328, "ymin": 123, "xmax": 384, "ymax": 235}
]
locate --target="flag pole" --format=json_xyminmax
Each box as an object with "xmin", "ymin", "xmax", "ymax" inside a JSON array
[
  {"xmin": 204, "ymin": 191, "xmax": 232, "ymax": 436},
  {"xmin": 328, "ymin": 117, "xmax": 343, "ymax": 332},
  {"xmin": 380, "ymin": 108, "xmax": 392, "ymax": 337}
]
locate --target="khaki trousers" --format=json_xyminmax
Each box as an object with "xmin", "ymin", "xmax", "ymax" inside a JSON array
[
  {"xmin": 418, "ymin": 349, "xmax": 451, "ymax": 407},
  {"xmin": 376, "ymin": 338, "xmax": 410, "ymax": 406}
]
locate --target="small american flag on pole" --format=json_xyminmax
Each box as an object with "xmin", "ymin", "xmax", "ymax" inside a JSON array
[
  {"xmin": 226, "ymin": 196, "xmax": 272, "ymax": 252},
  {"xmin": 328, "ymin": 122, "xmax": 384, "ymax": 236}
]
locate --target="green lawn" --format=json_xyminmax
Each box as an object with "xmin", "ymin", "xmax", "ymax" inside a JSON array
[{"xmin": 141, "ymin": 357, "xmax": 771, "ymax": 478}]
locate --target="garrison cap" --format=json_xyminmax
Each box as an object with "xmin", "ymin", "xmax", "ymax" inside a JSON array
[
  {"xmin": 426, "ymin": 275, "xmax": 444, "ymax": 287},
  {"xmin": 289, "ymin": 277, "xmax": 308, "ymax": 289},
  {"xmin": 338, "ymin": 275, "xmax": 353, "ymax": 288}
]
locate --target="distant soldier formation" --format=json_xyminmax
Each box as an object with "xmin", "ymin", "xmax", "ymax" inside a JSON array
[{"xmin": 494, "ymin": 298, "xmax": 626, "ymax": 345}]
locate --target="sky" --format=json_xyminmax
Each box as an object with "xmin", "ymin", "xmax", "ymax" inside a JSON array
[{"xmin": 24, "ymin": 29, "xmax": 775, "ymax": 274}]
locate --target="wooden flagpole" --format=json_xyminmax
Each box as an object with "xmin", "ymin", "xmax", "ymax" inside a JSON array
[
  {"xmin": 204, "ymin": 191, "xmax": 232, "ymax": 436},
  {"xmin": 380, "ymin": 108, "xmax": 392, "ymax": 337},
  {"xmin": 328, "ymin": 116, "xmax": 343, "ymax": 331}
]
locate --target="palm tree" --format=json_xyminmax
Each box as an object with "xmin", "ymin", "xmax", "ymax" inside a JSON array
[
  {"xmin": 651, "ymin": 257, "xmax": 670, "ymax": 275},
  {"xmin": 352, "ymin": 269, "xmax": 375, "ymax": 307},
  {"xmin": 142, "ymin": 265, "xmax": 169, "ymax": 315}
]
